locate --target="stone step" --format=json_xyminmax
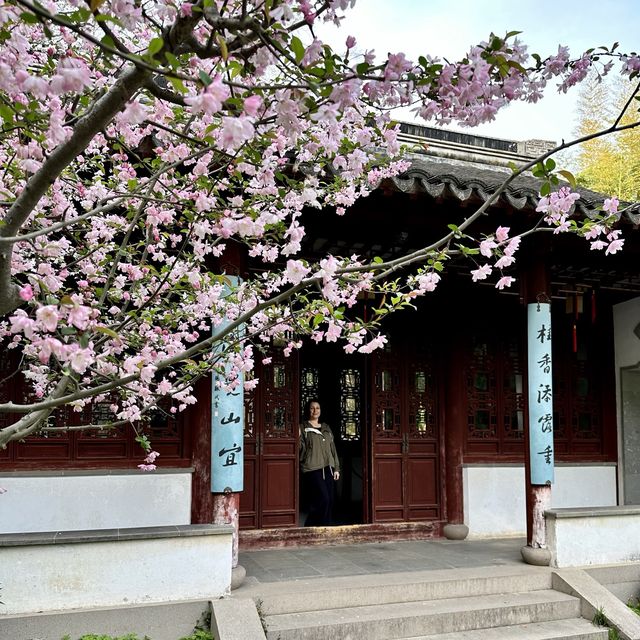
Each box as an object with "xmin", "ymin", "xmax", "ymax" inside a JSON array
[
  {"xmin": 249, "ymin": 566, "xmax": 552, "ymax": 615},
  {"xmin": 395, "ymin": 618, "xmax": 608, "ymax": 639},
  {"xmin": 264, "ymin": 589, "xmax": 581, "ymax": 640}
]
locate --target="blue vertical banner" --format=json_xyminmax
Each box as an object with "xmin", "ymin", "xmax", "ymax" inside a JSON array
[
  {"xmin": 211, "ymin": 276, "xmax": 244, "ymax": 493},
  {"xmin": 527, "ymin": 302, "xmax": 554, "ymax": 485}
]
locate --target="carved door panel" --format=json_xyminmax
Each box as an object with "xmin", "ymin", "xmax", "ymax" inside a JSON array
[
  {"xmin": 371, "ymin": 341, "xmax": 440, "ymax": 522},
  {"xmin": 240, "ymin": 352, "xmax": 298, "ymax": 529}
]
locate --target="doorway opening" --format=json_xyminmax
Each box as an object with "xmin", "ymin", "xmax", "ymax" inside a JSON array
[{"xmin": 299, "ymin": 343, "xmax": 367, "ymax": 526}]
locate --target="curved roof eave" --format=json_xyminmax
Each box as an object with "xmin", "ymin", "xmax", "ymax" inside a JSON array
[{"xmin": 381, "ymin": 156, "xmax": 640, "ymax": 224}]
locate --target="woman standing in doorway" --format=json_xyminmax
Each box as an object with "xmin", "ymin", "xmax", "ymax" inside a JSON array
[{"xmin": 299, "ymin": 399, "xmax": 340, "ymax": 526}]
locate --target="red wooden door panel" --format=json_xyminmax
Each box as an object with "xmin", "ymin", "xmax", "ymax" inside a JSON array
[
  {"xmin": 371, "ymin": 340, "xmax": 441, "ymax": 522},
  {"xmin": 240, "ymin": 352, "xmax": 298, "ymax": 529}
]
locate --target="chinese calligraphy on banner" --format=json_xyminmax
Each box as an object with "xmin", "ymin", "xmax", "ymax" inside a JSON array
[
  {"xmin": 211, "ymin": 276, "xmax": 244, "ymax": 493},
  {"xmin": 527, "ymin": 302, "xmax": 554, "ymax": 485}
]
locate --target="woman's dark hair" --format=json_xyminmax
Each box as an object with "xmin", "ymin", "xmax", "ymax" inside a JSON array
[{"xmin": 303, "ymin": 398, "xmax": 320, "ymax": 420}]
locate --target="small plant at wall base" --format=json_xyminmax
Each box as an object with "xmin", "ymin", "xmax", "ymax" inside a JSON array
[
  {"xmin": 592, "ymin": 608, "xmax": 621, "ymax": 640},
  {"xmin": 627, "ymin": 598, "xmax": 640, "ymax": 617}
]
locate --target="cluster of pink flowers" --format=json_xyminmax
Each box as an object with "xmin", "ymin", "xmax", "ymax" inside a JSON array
[
  {"xmin": 470, "ymin": 226, "xmax": 521, "ymax": 289},
  {"xmin": 137, "ymin": 450, "xmax": 160, "ymax": 472}
]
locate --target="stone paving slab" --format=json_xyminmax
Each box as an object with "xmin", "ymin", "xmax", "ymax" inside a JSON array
[{"xmin": 239, "ymin": 536, "xmax": 526, "ymax": 583}]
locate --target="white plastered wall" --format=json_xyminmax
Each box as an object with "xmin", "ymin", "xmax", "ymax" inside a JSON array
[
  {"xmin": 0, "ymin": 470, "xmax": 192, "ymax": 533},
  {"xmin": 463, "ymin": 463, "xmax": 617, "ymax": 537},
  {"xmin": 2, "ymin": 531, "xmax": 231, "ymax": 614}
]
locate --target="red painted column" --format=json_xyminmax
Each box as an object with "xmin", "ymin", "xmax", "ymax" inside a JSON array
[
  {"xmin": 521, "ymin": 255, "xmax": 552, "ymax": 566},
  {"xmin": 213, "ymin": 493, "xmax": 240, "ymax": 567},
  {"xmin": 443, "ymin": 310, "xmax": 468, "ymax": 540},
  {"xmin": 189, "ymin": 376, "xmax": 213, "ymax": 525}
]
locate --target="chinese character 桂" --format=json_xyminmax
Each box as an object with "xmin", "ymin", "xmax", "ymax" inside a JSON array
[{"xmin": 537, "ymin": 324, "xmax": 552, "ymax": 344}]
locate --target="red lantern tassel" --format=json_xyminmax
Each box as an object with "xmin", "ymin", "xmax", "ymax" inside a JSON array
[
  {"xmin": 592, "ymin": 290, "xmax": 597, "ymax": 324},
  {"xmin": 572, "ymin": 322, "xmax": 577, "ymax": 353}
]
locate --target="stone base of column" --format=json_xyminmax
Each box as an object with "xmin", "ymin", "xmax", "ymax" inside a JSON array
[
  {"xmin": 521, "ymin": 545, "xmax": 551, "ymax": 566},
  {"xmin": 443, "ymin": 523, "xmax": 469, "ymax": 540},
  {"xmin": 231, "ymin": 564, "xmax": 246, "ymax": 590}
]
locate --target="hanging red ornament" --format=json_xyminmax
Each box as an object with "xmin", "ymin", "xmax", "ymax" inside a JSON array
[{"xmin": 572, "ymin": 321, "xmax": 578, "ymax": 353}]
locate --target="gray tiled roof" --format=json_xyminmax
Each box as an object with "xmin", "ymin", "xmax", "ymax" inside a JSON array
[{"xmin": 386, "ymin": 156, "xmax": 640, "ymax": 225}]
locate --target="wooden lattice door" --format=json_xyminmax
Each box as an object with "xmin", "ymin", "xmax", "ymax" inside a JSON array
[
  {"xmin": 371, "ymin": 340, "xmax": 441, "ymax": 522},
  {"xmin": 240, "ymin": 351, "xmax": 299, "ymax": 528}
]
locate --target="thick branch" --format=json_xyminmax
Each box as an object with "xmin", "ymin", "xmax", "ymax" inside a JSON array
[{"xmin": 0, "ymin": 66, "xmax": 148, "ymax": 316}]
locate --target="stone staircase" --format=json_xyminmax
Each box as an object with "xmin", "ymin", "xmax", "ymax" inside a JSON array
[{"xmin": 236, "ymin": 566, "xmax": 607, "ymax": 640}]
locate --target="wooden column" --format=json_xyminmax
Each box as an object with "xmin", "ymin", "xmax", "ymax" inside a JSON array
[
  {"xmin": 189, "ymin": 376, "xmax": 213, "ymax": 524},
  {"xmin": 521, "ymin": 255, "xmax": 552, "ymax": 566},
  {"xmin": 443, "ymin": 302, "xmax": 469, "ymax": 539}
]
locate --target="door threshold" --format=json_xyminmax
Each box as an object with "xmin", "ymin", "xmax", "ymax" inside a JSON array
[{"xmin": 239, "ymin": 521, "xmax": 444, "ymax": 550}]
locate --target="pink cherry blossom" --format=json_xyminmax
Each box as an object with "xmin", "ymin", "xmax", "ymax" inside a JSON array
[
  {"xmin": 603, "ymin": 197, "xmax": 619, "ymax": 214},
  {"xmin": 220, "ymin": 116, "xmax": 254, "ymax": 150},
  {"xmin": 285, "ymin": 260, "xmax": 310, "ymax": 285},
  {"xmin": 19, "ymin": 284, "xmax": 34, "ymax": 301},
  {"xmin": 495, "ymin": 276, "xmax": 516, "ymax": 290},
  {"xmin": 185, "ymin": 77, "xmax": 229, "ymax": 115},
  {"xmin": 36, "ymin": 305, "xmax": 60, "ymax": 332},
  {"xmin": 471, "ymin": 264, "xmax": 492, "ymax": 282},
  {"xmin": 479, "ymin": 238, "xmax": 498, "ymax": 258},
  {"xmin": 605, "ymin": 239, "xmax": 624, "ymax": 255}
]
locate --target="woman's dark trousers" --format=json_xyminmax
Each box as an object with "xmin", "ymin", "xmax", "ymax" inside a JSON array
[{"xmin": 304, "ymin": 466, "xmax": 334, "ymax": 526}]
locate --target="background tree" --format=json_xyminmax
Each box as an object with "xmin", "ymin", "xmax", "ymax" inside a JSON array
[
  {"xmin": 574, "ymin": 70, "xmax": 640, "ymax": 199},
  {"xmin": 0, "ymin": 0, "xmax": 637, "ymax": 462}
]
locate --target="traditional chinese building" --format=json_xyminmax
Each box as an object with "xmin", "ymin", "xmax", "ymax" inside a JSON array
[{"xmin": 2, "ymin": 123, "xmax": 640, "ymax": 551}]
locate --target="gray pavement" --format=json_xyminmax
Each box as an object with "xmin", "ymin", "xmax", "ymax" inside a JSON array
[{"xmin": 239, "ymin": 536, "xmax": 526, "ymax": 583}]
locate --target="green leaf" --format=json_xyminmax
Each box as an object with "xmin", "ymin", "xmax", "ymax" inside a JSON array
[
  {"xmin": 168, "ymin": 75, "xmax": 188, "ymax": 94},
  {"xmin": 216, "ymin": 34, "xmax": 229, "ymax": 61},
  {"xmin": 198, "ymin": 70, "xmax": 213, "ymax": 86},
  {"xmin": 147, "ymin": 37, "xmax": 164, "ymax": 57},
  {"xmin": 19, "ymin": 11, "xmax": 39, "ymax": 24},
  {"xmin": 557, "ymin": 169, "xmax": 577, "ymax": 189},
  {"xmin": 0, "ymin": 104, "xmax": 13, "ymax": 125},
  {"xmin": 135, "ymin": 435, "xmax": 151, "ymax": 452},
  {"xmin": 290, "ymin": 36, "xmax": 305, "ymax": 64},
  {"xmin": 372, "ymin": 256, "xmax": 384, "ymax": 264},
  {"xmin": 100, "ymin": 34, "xmax": 116, "ymax": 50},
  {"xmin": 165, "ymin": 52, "xmax": 180, "ymax": 69},
  {"xmin": 544, "ymin": 158, "xmax": 556, "ymax": 171},
  {"xmin": 540, "ymin": 182, "xmax": 551, "ymax": 197},
  {"xmin": 94, "ymin": 326, "xmax": 120, "ymax": 339}
]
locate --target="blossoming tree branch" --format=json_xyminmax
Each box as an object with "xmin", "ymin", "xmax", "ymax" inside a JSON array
[{"xmin": 0, "ymin": 0, "xmax": 638, "ymax": 464}]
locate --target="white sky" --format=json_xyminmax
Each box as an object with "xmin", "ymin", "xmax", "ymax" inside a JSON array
[{"xmin": 318, "ymin": 0, "xmax": 639, "ymax": 144}]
